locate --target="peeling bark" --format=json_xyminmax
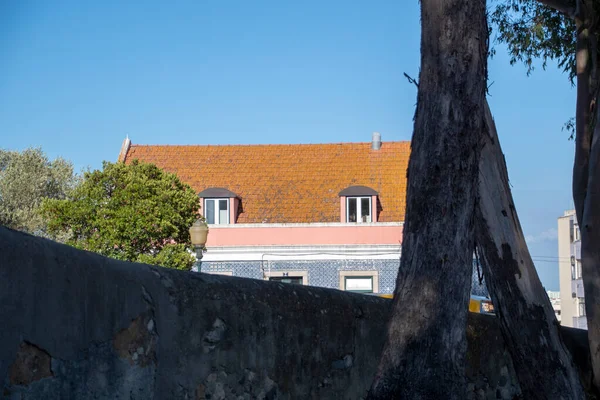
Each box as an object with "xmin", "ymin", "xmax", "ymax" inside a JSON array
[
  {"xmin": 367, "ymin": 0, "xmax": 487, "ymax": 398},
  {"xmin": 475, "ymin": 100, "xmax": 585, "ymax": 399}
]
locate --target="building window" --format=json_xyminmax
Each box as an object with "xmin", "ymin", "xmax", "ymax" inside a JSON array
[
  {"xmin": 205, "ymin": 198, "xmax": 229, "ymax": 224},
  {"xmin": 270, "ymin": 276, "xmax": 304, "ymax": 285},
  {"xmin": 344, "ymin": 276, "xmax": 374, "ymax": 293},
  {"xmin": 347, "ymin": 197, "xmax": 371, "ymax": 223},
  {"xmin": 570, "ymin": 220, "xmax": 574, "ymax": 243},
  {"xmin": 579, "ymin": 301, "xmax": 586, "ymax": 317},
  {"xmin": 264, "ymin": 271, "xmax": 308, "ymax": 285},
  {"xmin": 339, "ymin": 270, "xmax": 379, "ymax": 293},
  {"xmin": 577, "ymin": 261, "xmax": 583, "ymax": 279}
]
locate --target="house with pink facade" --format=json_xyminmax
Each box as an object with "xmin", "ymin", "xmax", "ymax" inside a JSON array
[{"xmin": 118, "ymin": 133, "xmax": 487, "ymax": 296}]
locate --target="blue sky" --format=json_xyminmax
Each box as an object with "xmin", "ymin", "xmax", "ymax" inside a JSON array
[{"xmin": 0, "ymin": 1, "xmax": 574, "ymax": 290}]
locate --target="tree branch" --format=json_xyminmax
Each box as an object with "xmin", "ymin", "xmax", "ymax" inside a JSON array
[
  {"xmin": 403, "ymin": 72, "xmax": 419, "ymax": 88},
  {"xmin": 535, "ymin": 0, "xmax": 577, "ymax": 19}
]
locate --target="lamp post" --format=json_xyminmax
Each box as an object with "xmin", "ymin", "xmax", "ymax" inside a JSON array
[{"xmin": 189, "ymin": 219, "xmax": 209, "ymax": 272}]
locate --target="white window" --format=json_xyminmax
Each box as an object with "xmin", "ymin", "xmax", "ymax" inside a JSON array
[
  {"xmin": 204, "ymin": 198, "xmax": 229, "ymax": 224},
  {"xmin": 579, "ymin": 301, "xmax": 586, "ymax": 317},
  {"xmin": 344, "ymin": 276, "xmax": 373, "ymax": 293},
  {"xmin": 339, "ymin": 270, "xmax": 379, "ymax": 293},
  {"xmin": 347, "ymin": 197, "xmax": 371, "ymax": 223}
]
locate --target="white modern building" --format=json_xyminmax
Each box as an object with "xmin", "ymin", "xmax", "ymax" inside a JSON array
[
  {"xmin": 558, "ymin": 210, "xmax": 586, "ymax": 329},
  {"xmin": 546, "ymin": 290, "xmax": 561, "ymax": 323}
]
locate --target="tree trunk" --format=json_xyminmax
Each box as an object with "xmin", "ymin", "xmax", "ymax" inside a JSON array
[
  {"xmin": 572, "ymin": 0, "xmax": 594, "ymax": 231},
  {"xmin": 582, "ymin": 99, "xmax": 600, "ymax": 391},
  {"xmin": 573, "ymin": 2, "xmax": 600, "ymax": 391},
  {"xmin": 367, "ymin": 0, "xmax": 488, "ymax": 398},
  {"xmin": 475, "ymin": 100, "xmax": 585, "ymax": 399}
]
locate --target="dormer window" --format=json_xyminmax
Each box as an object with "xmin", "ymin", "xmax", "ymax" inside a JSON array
[
  {"xmin": 205, "ymin": 198, "xmax": 229, "ymax": 224},
  {"xmin": 339, "ymin": 185, "xmax": 378, "ymax": 223},
  {"xmin": 198, "ymin": 187, "xmax": 240, "ymax": 225},
  {"xmin": 347, "ymin": 197, "xmax": 371, "ymax": 223}
]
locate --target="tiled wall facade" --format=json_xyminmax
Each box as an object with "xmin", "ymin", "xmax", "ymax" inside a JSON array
[{"xmin": 198, "ymin": 259, "xmax": 490, "ymax": 297}]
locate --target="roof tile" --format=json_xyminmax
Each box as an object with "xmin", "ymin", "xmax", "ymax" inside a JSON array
[{"xmin": 124, "ymin": 142, "xmax": 410, "ymax": 223}]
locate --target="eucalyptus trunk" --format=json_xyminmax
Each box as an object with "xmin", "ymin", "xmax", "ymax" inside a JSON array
[
  {"xmin": 475, "ymin": 100, "xmax": 585, "ymax": 399},
  {"xmin": 367, "ymin": 0, "xmax": 488, "ymax": 397},
  {"xmin": 573, "ymin": 1, "xmax": 600, "ymax": 390}
]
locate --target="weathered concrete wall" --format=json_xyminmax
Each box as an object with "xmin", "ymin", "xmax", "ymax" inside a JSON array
[{"xmin": 0, "ymin": 227, "xmax": 592, "ymax": 399}]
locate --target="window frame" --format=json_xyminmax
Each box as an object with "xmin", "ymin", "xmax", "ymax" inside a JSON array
[
  {"xmin": 204, "ymin": 198, "xmax": 230, "ymax": 225},
  {"xmin": 346, "ymin": 196, "xmax": 372, "ymax": 223},
  {"xmin": 344, "ymin": 276, "xmax": 374, "ymax": 293},
  {"xmin": 263, "ymin": 270, "xmax": 308, "ymax": 285},
  {"xmin": 579, "ymin": 301, "xmax": 586, "ymax": 317},
  {"xmin": 339, "ymin": 270, "xmax": 379, "ymax": 293}
]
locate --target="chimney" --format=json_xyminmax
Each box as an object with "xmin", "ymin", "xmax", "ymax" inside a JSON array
[{"xmin": 371, "ymin": 132, "xmax": 381, "ymax": 150}]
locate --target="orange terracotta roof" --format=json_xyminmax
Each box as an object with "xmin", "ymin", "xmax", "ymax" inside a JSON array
[{"xmin": 121, "ymin": 141, "xmax": 410, "ymax": 223}]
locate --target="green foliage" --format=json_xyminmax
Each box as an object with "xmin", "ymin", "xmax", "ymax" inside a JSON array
[
  {"xmin": 0, "ymin": 147, "xmax": 78, "ymax": 239},
  {"xmin": 491, "ymin": 0, "xmax": 577, "ymax": 80},
  {"xmin": 490, "ymin": 0, "xmax": 600, "ymax": 139},
  {"xmin": 42, "ymin": 160, "xmax": 201, "ymax": 271}
]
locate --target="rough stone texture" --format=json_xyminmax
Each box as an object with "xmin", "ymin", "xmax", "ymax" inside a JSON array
[
  {"xmin": 0, "ymin": 227, "xmax": 593, "ymax": 399},
  {"xmin": 113, "ymin": 312, "xmax": 157, "ymax": 367},
  {"xmin": 8, "ymin": 342, "xmax": 53, "ymax": 386}
]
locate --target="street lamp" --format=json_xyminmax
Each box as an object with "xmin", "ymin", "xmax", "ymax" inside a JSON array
[{"xmin": 189, "ymin": 219, "xmax": 209, "ymax": 271}]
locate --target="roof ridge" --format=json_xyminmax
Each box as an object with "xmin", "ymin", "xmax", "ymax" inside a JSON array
[{"xmin": 130, "ymin": 141, "xmax": 411, "ymax": 148}]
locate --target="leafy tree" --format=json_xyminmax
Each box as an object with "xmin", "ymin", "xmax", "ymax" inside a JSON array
[
  {"xmin": 492, "ymin": 0, "xmax": 600, "ymax": 390},
  {"xmin": 41, "ymin": 160, "xmax": 201, "ymax": 271},
  {"xmin": 0, "ymin": 147, "xmax": 78, "ymax": 240}
]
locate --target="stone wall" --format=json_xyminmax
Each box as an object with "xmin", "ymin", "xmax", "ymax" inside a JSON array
[{"xmin": 0, "ymin": 227, "xmax": 592, "ymax": 399}]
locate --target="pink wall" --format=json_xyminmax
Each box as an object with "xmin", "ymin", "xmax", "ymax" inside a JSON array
[
  {"xmin": 372, "ymin": 195, "xmax": 377, "ymax": 223},
  {"xmin": 206, "ymin": 224, "xmax": 403, "ymax": 246},
  {"xmin": 230, "ymin": 197, "xmax": 238, "ymax": 223}
]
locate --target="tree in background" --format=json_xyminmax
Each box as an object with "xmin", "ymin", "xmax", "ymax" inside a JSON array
[
  {"xmin": 0, "ymin": 147, "xmax": 78, "ymax": 240},
  {"xmin": 42, "ymin": 160, "xmax": 201, "ymax": 271},
  {"xmin": 492, "ymin": 0, "xmax": 600, "ymax": 390}
]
